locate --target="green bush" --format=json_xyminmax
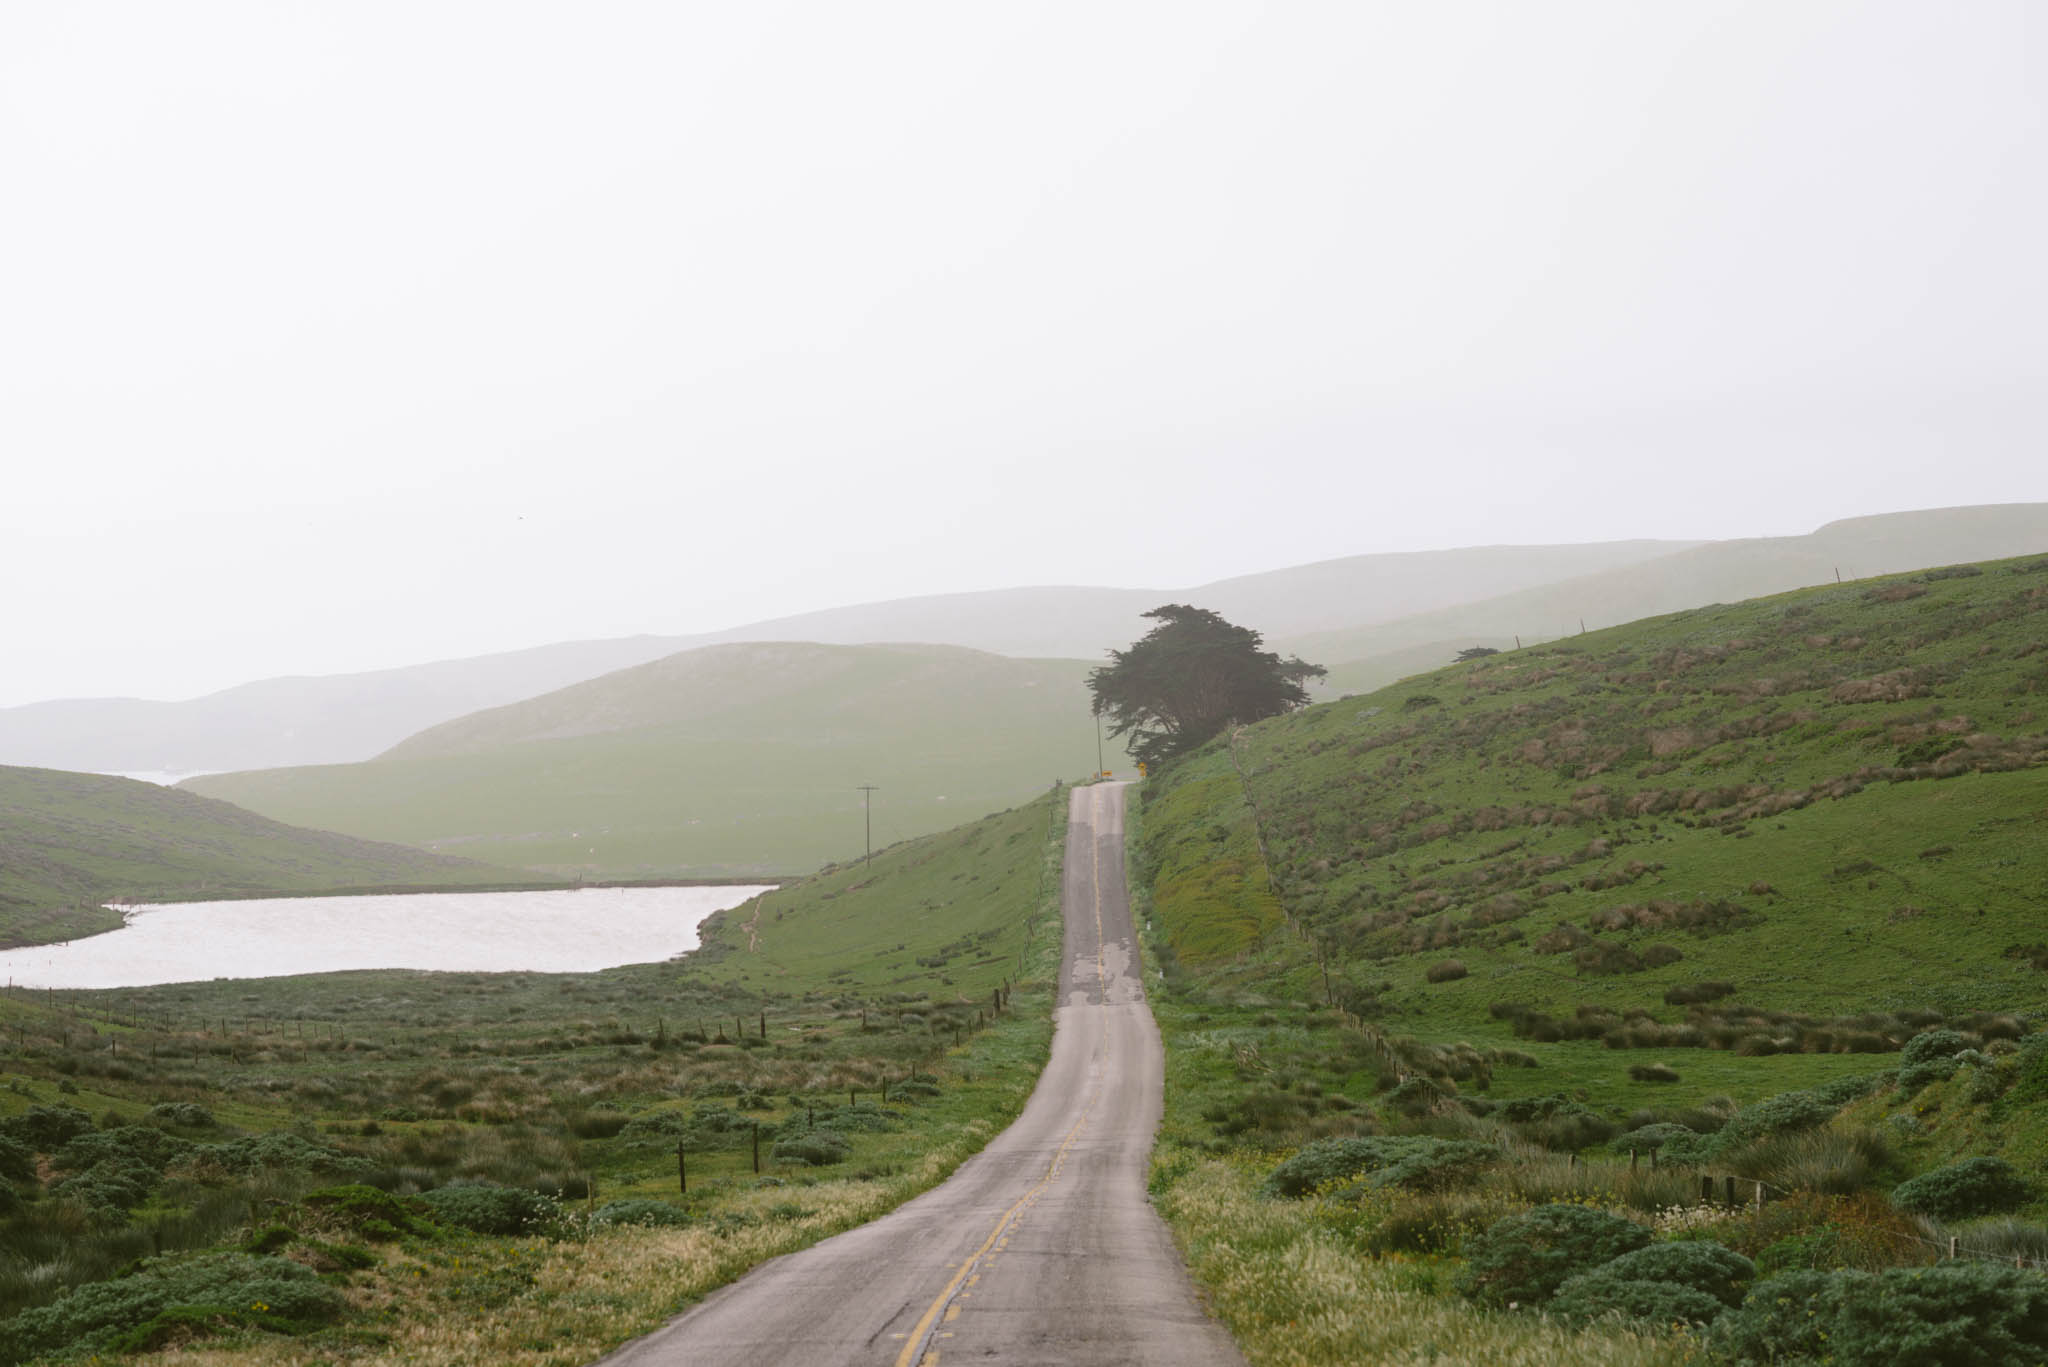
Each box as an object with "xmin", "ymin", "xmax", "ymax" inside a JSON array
[
  {"xmin": 300, "ymin": 1184, "xmax": 434, "ymax": 1239},
  {"xmin": 1898, "ymin": 1028, "xmax": 1978, "ymax": 1092},
  {"xmin": 1890, "ymin": 1157, "xmax": 2031, "ymax": 1221},
  {"xmin": 1263, "ymin": 1137, "xmax": 1497, "ymax": 1199},
  {"xmin": 771, "ymin": 1131, "xmax": 852, "ymax": 1167},
  {"xmin": 0, "ymin": 1252, "xmax": 343, "ymax": 1362},
  {"xmin": 0, "ymin": 1105, "xmax": 93, "ymax": 1152},
  {"xmin": 1454, "ymin": 1204, "xmax": 1652, "ymax": 1307},
  {"xmin": 1708, "ymin": 1268, "xmax": 1838, "ymax": 1362},
  {"xmin": 418, "ymin": 1183, "xmax": 559, "ymax": 1235},
  {"xmin": 1614, "ymin": 1122, "xmax": 1713, "ymax": 1164},
  {"xmin": 591, "ymin": 1199, "xmax": 691, "ymax": 1228},
  {"xmin": 0, "ymin": 1137, "xmax": 33, "ymax": 1184},
  {"xmin": 56, "ymin": 1125, "xmax": 192, "ymax": 1174},
  {"xmin": 1713, "ymin": 1090, "xmax": 1834, "ymax": 1151},
  {"xmin": 1548, "ymin": 1274, "xmax": 1729, "ymax": 1327},
  {"xmin": 49, "ymin": 1156, "xmax": 160, "ymax": 1223},
  {"xmin": 1712, "ymin": 1264, "xmax": 2048, "ymax": 1366},
  {"xmin": 192, "ymin": 1131, "xmax": 376, "ymax": 1180},
  {"xmin": 144, "ymin": 1102, "xmax": 215, "ymax": 1130},
  {"xmin": 1584, "ymin": 1240, "xmax": 1754, "ymax": 1306}
]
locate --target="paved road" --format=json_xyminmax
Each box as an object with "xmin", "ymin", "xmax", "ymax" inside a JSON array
[{"xmin": 596, "ymin": 781, "xmax": 1244, "ymax": 1367}]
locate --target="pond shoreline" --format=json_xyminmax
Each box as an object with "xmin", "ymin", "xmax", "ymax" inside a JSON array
[{"xmin": 1, "ymin": 884, "xmax": 777, "ymax": 989}]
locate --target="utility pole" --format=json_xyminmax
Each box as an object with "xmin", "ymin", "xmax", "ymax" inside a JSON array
[
  {"xmin": 858, "ymin": 785, "xmax": 878, "ymax": 864},
  {"xmin": 1094, "ymin": 711, "xmax": 1105, "ymax": 778}
]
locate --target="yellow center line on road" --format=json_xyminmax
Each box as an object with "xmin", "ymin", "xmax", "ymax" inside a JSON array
[{"xmin": 895, "ymin": 789, "xmax": 1112, "ymax": 1367}]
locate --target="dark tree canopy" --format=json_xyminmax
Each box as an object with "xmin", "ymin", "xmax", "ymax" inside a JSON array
[{"xmin": 1088, "ymin": 605, "xmax": 1326, "ymax": 768}]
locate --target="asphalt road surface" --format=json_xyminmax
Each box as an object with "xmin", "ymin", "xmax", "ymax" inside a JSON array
[{"xmin": 596, "ymin": 780, "xmax": 1244, "ymax": 1367}]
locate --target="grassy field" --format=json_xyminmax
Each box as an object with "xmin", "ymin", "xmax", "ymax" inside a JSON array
[
  {"xmin": 1133, "ymin": 555, "xmax": 2048, "ymax": 1364},
  {"xmin": 0, "ymin": 767, "xmax": 522, "ymax": 948},
  {"xmin": 0, "ymin": 786, "xmax": 1072, "ymax": 1364},
  {"xmin": 186, "ymin": 643, "xmax": 1127, "ymax": 879}
]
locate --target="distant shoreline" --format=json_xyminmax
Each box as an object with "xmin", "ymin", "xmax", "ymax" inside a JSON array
[{"xmin": 105, "ymin": 875, "xmax": 793, "ymax": 910}]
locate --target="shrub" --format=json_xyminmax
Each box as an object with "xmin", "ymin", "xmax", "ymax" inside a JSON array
[
  {"xmin": 771, "ymin": 1131, "xmax": 852, "ymax": 1167},
  {"xmin": 417, "ymin": 1182, "xmax": 559, "ymax": 1235},
  {"xmin": 1262, "ymin": 1136, "xmax": 1497, "ymax": 1199},
  {"xmin": 1454, "ymin": 1204, "xmax": 1652, "ymax": 1307},
  {"xmin": 1712, "ymin": 1264, "xmax": 2048, "ymax": 1366},
  {"xmin": 1891, "ymin": 1157, "xmax": 2031, "ymax": 1221},
  {"xmin": 1425, "ymin": 960, "xmax": 1468, "ymax": 983},
  {"xmin": 1548, "ymin": 1274, "xmax": 1730, "ymax": 1327},
  {"xmin": 0, "ymin": 1137, "xmax": 33, "ymax": 1184},
  {"xmin": 1615, "ymin": 1122, "xmax": 1709, "ymax": 1162},
  {"xmin": 1708, "ymin": 1268, "xmax": 1838, "ymax": 1362},
  {"xmin": 1665, "ymin": 981, "xmax": 1735, "ymax": 1006},
  {"xmin": 1900, "ymin": 1024, "xmax": 1966, "ymax": 1065},
  {"xmin": 1714, "ymin": 1090, "xmax": 1834, "ymax": 1150},
  {"xmin": 189, "ymin": 1132, "xmax": 376, "ymax": 1180},
  {"xmin": 0, "ymin": 1252, "xmax": 343, "ymax": 1360},
  {"xmin": 591, "ymin": 1199, "xmax": 691, "ymax": 1228},
  {"xmin": 145, "ymin": 1102, "xmax": 215, "ymax": 1130},
  {"xmin": 0, "ymin": 1105, "xmax": 94, "ymax": 1151},
  {"xmin": 50, "ymin": 1156, "xmax": 161, "ymax": 1223},
  {"xmin": 300, "ymin": 1184, "xmax": 433, "ymax": 1239},
  {"xmin": 57, "ymin": 1126, "xmax": 192, "ymax": 1174},
  {"xmin": 1584, "ymin": 1239, "xmax": 1755, "ymax": 1306}
]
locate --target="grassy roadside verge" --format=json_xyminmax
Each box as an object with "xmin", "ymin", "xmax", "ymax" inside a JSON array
[
  {"xmin": 0, "ymin": 790, "xmax": 1072, "ymax": 1364},
  {"xmin": 1129, "ymin": 789, "xmax": 1698, "ymax": 1367}
]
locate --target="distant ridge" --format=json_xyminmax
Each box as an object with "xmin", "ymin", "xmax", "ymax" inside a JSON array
[
  {"xmin": 183, "ymin": 642, "xmax": 1116, "ymax": 878},
  {"xmin": 0, "ymin": 538, "xmax": 1696, "ymax": 774},
  {"xmin": 10, "ymin": 504, "xmax": 2045, "ymax": 777},
  {"xmin": 1287, "ymin": 503, "xmax": 2048, "ymax": 695}
]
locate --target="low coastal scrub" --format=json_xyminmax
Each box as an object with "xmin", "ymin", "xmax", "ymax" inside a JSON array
[{"xmin": 0, "ymin": 787, "xmax": 1073, "ymax": 1363}]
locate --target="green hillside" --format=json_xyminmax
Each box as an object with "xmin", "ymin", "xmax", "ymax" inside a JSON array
[
  {"xmin": 1150, "ymin": 552, "xmax": 2048, "ymax": 1038},
  {"xmin": 1133, "ymin": 554, "xmax": 2048, "ymax": 1365},
  {"xmin": 0, "ymin": 766, "xmax": 519, "ymax": 946},
  {"xmin": 185, "ymin": 642, "xmax": 1122, "ymax": 878}
]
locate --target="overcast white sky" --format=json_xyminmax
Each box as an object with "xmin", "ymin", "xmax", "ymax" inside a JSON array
[{"xmin": 3, "ymin": 1, "xmax": 2042, "ymax": 706}]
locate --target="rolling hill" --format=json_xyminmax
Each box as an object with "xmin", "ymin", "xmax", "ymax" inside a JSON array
[
  {"xmin": 1140, "ymin": 550, "xmax": 2048, "ymax": 1047},
  {"xmin": 182, "ymin": 642, "xmax": 1119, "ymax": 878},
  {"xmin": 1288, "ymin": 503, "xmax": 2048, "ymax": 695},
  {"xmin": 1, "ymin": 538, "xmax": 1699, "ymax": 774},
  {"xmin": 0, "ymin": 766, "xmax": 520, "ymax": 946},
  {"xmin": 11, "ymin": 504, "xmax": 2039, "ymax": 785}
]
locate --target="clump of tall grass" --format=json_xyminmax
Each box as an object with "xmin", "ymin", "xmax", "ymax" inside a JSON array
[
  {"xmin": 1157, "ymin": 1157, "xmax": 1694, "ymax": 1366},
  {"xmin": 1722, "ymin": 1127, "xmax": 1890, "ymax": 1196}
]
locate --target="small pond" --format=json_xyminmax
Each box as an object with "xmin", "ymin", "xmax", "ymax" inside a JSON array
[{"xmin": 0, "ymin": 885, "xmax": 773, "ymax": 989}]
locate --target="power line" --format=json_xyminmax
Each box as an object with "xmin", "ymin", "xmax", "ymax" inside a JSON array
[{"xmin": 857, "ymin": 785, "xmax": 879, "ymax": 865}]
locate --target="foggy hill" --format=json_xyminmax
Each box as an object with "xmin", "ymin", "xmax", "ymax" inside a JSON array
[
  {"xmin": 181, "ymin": 643, "xmax": 1117, "ymax": 878},
  {"xmin": 1286, "ymin": 503, "xmax": 2048, "ymax": 695},
  {"xmin": 0, "ymin": 765, "xmax": 518, "ymax": 947},
  {"xmin": 0, "ymin": 538, "xmax": 1694, "ymax": 774},
  {"xmin": 10, "ymin": 504, "xmax": 2044, "ymax": 778}
]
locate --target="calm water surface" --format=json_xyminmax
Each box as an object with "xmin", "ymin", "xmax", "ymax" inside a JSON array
[{"xmin": 0, "ymin": 885, "xmax": 773, "ymax": 989}]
